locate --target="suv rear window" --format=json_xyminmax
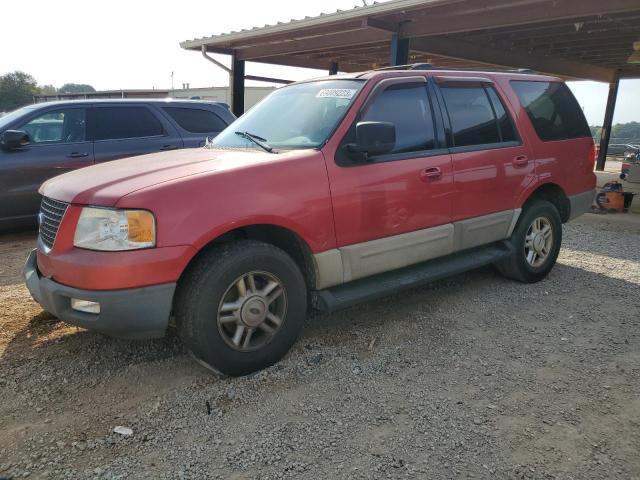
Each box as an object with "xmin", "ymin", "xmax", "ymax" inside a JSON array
[
  {"xmin": 510, "ymin": 81, "xmax": 591, "ymax": 141},
  {"xmin": 93, "ymin": 107, "xmax": 164, "ymax": 141},
  {"xmin": 163, "ymin": 107, "xmax": 227, "ymax": 134}
]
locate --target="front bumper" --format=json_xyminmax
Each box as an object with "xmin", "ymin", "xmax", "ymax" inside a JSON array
[{"xmin": 23, "ymin": 249, "xmax": 176, "ymax": 339}]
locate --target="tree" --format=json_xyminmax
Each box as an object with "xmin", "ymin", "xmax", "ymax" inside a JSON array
[
  {"xmin": 0, "ymin": 71, "xmax": 40, "ymax": 111},
  {"xmin": 58, "ymin": 83, "xmax": 96, "ymax": 94},
  {"xmin": 611, "ymin": 121, "xmax": 640, "ymax": 141},
  {"xmin": 39, "ymin": 84, "xmax": 57, "ymax": 95}
]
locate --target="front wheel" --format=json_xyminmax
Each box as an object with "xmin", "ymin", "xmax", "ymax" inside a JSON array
[
  {"xmin": 175, "ymin": 240, "xmax": 307, "ymax": 376},
  {"xmin": 497, "ymin": 200, "xmax": 562, "ymax": 283}
]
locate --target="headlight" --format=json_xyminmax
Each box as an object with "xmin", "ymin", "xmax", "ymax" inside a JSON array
[{"xmin": 73, "ymin": 207, "xmax": 156, "ymax": 251}]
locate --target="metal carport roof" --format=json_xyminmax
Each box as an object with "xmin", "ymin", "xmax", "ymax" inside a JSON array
[{"xmin": 181, "ymin": 0, "xmax": 640, "ymax": 82}]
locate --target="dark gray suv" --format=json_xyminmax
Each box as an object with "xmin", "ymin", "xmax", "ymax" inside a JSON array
[{"xmin": 0, "ymin": 99, "xmax": 236, "ymax": 229}]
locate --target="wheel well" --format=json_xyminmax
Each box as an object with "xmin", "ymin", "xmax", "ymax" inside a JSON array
[
  {"xmin": 525, "ymin": 184, "xmax": 570, "ymax": 222},
  {"xmin": 185, "ymin": 225, "xmax": 317, "ymax": 291}
]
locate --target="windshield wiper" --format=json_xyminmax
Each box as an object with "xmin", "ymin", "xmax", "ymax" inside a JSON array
[{"xmin": 234, "ymin": 131, "xmax": 274, "ymax": 153}]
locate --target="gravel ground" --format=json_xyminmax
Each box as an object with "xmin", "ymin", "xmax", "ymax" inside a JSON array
[{"xmin": 1, "ymin": 213, "xmax": 639, "ymax": 480}]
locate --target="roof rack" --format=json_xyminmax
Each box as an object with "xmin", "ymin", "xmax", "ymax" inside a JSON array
[
  {"xmin": 363, "ymin": 63, "xmax": 540, "ymax": 75},
  {"xmin": 370, "ymin": 63, "xmax": 434, "ymax": 71}
]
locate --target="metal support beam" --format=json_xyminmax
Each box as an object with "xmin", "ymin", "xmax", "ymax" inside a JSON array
[
  {"xmin": 231, "ymin": 53, "xmax": 245, "ymax": 117},
  {"xmin": 244, "ymin": 75, "xmax": 292, "ymax": 85},
  {"xmin": 329, "ymin": 62, "xmax": 339, "ymax": 75},
  {"xmin": 596, "ymin": 72, "xmax": 621, "ymax": 171},
  {"xmin": 250, "ymin": 55, "xmax": 365, "ymax": 74},
  {"xmin": 362, "ymin": 17, "xmax": 397, "ymax": 32},
  {"xmin": 390, "ymin": 33, "xmax": 409, "ymax": 66},
  {"xmin": 234, "ymin": 28, "xmax": 389, "ymax": 61},
  {"xmin": 410, "ymin": 36, "xmax": 616, "ymax": 83}
]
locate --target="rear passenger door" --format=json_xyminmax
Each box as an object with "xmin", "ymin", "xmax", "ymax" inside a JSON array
[
  {"xmin": 435, "ymin": 77, "xmax": 534, "ymax": 233},
  {"xmin": 91, "ymin": 105, "xmax": 183, "ymax": 163},
  {"xmin": 161, "ymin": 106, "xmax": 230, "ymax": 147}
]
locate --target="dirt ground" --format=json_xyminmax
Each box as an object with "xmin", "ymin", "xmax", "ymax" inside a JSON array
[{"xmin": 0, "ymin": 214, "xmax": 639, "ymax": 479}]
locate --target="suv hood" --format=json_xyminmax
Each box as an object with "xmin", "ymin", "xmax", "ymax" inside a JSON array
[{"xmin": 41, "ymin": 148, "xmax": 301, "ymax": 206}]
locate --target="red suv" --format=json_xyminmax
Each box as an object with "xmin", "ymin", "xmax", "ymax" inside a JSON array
[{"xmin": 24, "ymin": 66, "xmax": 596, "ymax": 376}]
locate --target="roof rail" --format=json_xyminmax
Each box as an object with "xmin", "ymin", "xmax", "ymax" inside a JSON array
[
  {"xmin": 362, "ymin": 63, "xmax": 540, "ymax": 76},
  {"xmin": 369, "ymin": 63, "xmax": 434, "ymax": 72}
]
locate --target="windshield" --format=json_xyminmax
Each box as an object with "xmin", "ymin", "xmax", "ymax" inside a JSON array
[
  {"xmin": 211, "ymin": 79, "xmax": 364, "ymax": 150},
  {"xmin": 0, "ymin": 105, "xmax": 37, "ymax": 131}
]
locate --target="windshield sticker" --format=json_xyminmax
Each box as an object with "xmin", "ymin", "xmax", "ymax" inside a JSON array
[{"xmin": 316, "ymin": 88, "xmax": 357, "ymax": 99}]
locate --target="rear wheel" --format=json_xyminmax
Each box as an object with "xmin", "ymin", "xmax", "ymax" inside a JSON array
[
  {"xmin": 497, "ymin": 200, "xmax": 562, "ymax": 283},
  {"xmin": 175, "ymin": 240, "xmax": 307, "ymax": 376}
]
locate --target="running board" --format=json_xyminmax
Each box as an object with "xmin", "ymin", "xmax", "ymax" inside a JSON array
[{"xmin": 311, "ymin": 241, "xmax": 513, "ymax": 313}]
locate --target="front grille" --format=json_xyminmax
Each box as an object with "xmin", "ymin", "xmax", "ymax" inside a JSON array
[{"xmin": 39, "ymin": 197, "xmax": 69, "ymax": 250}]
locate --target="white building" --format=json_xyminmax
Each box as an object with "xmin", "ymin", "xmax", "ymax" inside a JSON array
[
  {"xmin": 169, "ymin": 86, "xmax": 276, "ymax": 109},
  {"xmin": 34, "ymin": 86, "xmax": 277, "ymax": 110}
]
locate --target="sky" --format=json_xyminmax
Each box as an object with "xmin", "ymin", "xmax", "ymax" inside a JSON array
[{"xmin": 0, "ymin": 0, "xmax": 638, "ymax": 126}]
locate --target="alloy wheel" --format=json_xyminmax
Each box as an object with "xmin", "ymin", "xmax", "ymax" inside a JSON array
[
  {"xmin": 524, "ymin": 216, "xmax": 554, "ymax": 268},
  {"xmin": 217, "ymin": 271, "xmax": 287, "ymax": 352}
]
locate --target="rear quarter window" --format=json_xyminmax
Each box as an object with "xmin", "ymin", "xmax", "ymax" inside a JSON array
[
  {"xmin": 93, "ymin": 106, "xmax": 164, "ymax": 140},
  {"xmin": 510, "ymin": 80, "xmax": 591, "ymax": 141},
  {"xmin": 163, "ymin": 107, "xmax": 228, "ymax": 134}
]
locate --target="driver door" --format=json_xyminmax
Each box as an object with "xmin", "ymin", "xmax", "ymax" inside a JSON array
[
  {"xmin": 325, "ymin": 77, "xmax": 455, "ymax": 282},
  {"xmin": 0, "ymin": 106, "xmax": 93, "ymax": 223}
]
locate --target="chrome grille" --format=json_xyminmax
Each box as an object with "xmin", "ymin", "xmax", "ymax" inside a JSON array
[{"xmin": 39, "ymin": 197, "xmax": 69, "ymax": 250}]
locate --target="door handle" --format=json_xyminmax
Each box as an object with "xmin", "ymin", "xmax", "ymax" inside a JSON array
[
  {"xmin": 67, "ymin": 152, "xmax": 89, "ymax": 158},
  {"xmin": 512, "ymin": 155, "xmax": 529, "ymax": 167},
  {"xmin": 160, "ymin": 145, "xmax": 179, "ymax": 151},
  {"xmin": 420, "ymin": 167, "xmax": 442, "ymax": 181}
]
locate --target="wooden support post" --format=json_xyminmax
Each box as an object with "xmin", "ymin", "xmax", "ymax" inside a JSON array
[{"xmin": 596, "ymin": 72, "xmax": 620, "ymax": 171}]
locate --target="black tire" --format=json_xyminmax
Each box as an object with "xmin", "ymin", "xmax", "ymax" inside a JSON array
[
  {"xmin": 174, "ymin": 240, "xmax": 307, "ymax": 376},
  {"xmin": 496, "ymin": 200, "xmax": 562, "ymax": 283}
]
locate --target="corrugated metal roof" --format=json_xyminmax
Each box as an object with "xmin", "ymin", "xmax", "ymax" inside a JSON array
[
  {"xmin": 180, "ymin": 0, "xmax": 640, "ymax": 80},
  {"xmin": 180, "ymin": 0, "xmax": 441, "ymax": 49}
]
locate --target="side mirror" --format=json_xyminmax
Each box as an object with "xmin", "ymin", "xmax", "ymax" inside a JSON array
[
  {"xmin": 347, "ymin": 121, "xmax": 396, "ymax": 159},
  {"xmin": 0, "ymin": 130, "xmax": 30, "ymax": 151}
]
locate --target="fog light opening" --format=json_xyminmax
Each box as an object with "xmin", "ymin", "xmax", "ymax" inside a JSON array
[{"xmin": 70, "ymin": 298, "xmax": 101, "ymax": 314}]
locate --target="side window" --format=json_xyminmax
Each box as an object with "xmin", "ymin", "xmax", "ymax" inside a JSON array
[
  {"xmin": 93, "ymin": 107, "xmax": 164, "ymax": 141},
  {"xmin": 361, "ymin": 83, "xmax": 437, "ymax": 155},
  {"xmin": 162, "ymin": 107, "xmax": 228, "ymax": 134},
  {"xmin": 510, "ymin": 81, "xmax": 591, "ymax": 141},
  {"xmin": 486, "ymin": 87, "xmax": 518, "ymax": 142},
  {"xmin": 20, "ymin": 108, "xmax": 86, "ymax": 144},
  {"xmin": 440, "ymin": 85, "xmax": 500, "ymax": 147}
]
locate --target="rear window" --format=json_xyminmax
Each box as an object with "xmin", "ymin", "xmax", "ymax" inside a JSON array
[
  {"xmin": 163, "ymin": 107, "xmax": 228, "ymax": 134},
  {"xmin": 510, "ymin": 81, "xmax": 591, "ymax": 141},
  {"xmin": 93, "ymin": 107, "xmax": 164, "ymax": 141},
  {"xmin": 441, "ymin": 85, "xmax": 517, "ymax": 147}
]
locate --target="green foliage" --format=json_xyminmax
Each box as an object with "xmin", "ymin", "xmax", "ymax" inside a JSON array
[
  {"xmin": 590, "ymin": 122, "xmax": 640, "ymax": 144},
  {"xmin": 0, "ymin": 71, "xmax": 40, "ymax": 111},
  {"xmin": 0, "ymin": 71, "xmax": 99, "ymax": 113},
  {"xmin": 611, "ymin": 121, "xmax": 640, "ymax": 140},
  {"xmin": 58, "ymin": 83, "xmax": 96, "ymax": 94},
  {"xmin": 39, "ymin": 84, "xmax": 58, "ymax": 95}
]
